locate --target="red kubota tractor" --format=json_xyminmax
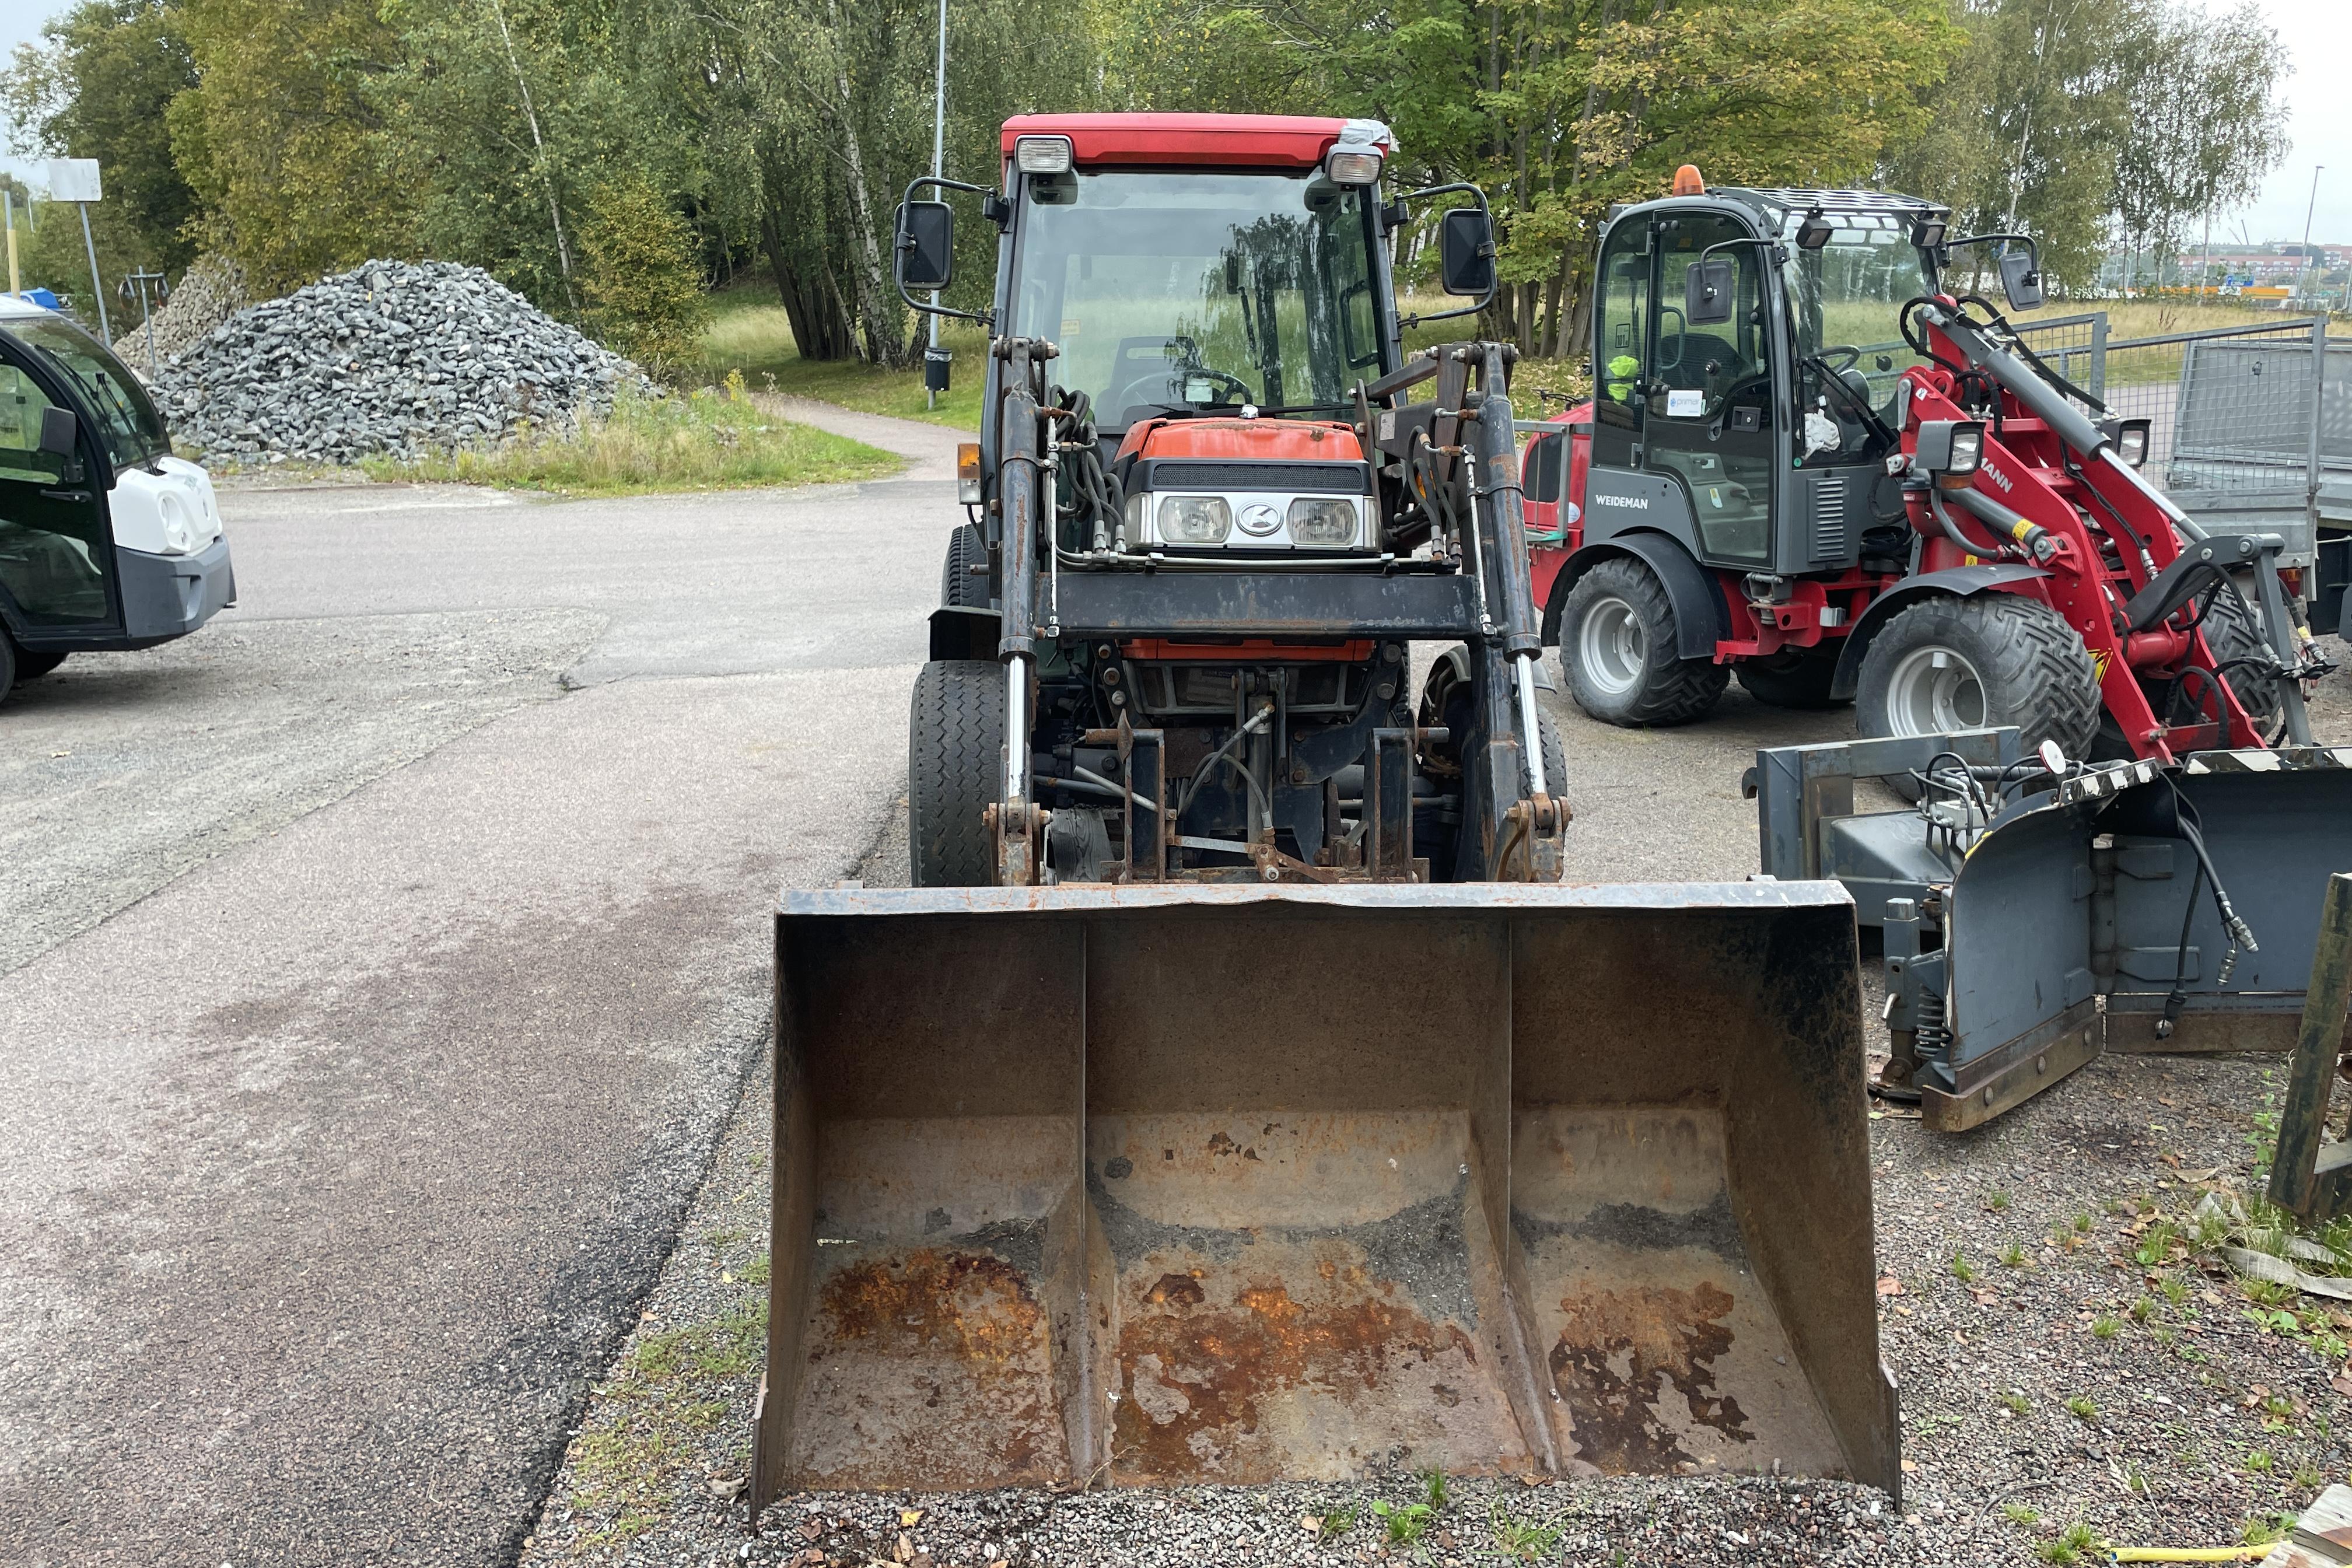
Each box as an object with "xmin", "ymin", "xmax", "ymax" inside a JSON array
[{"xmin": 1521, "ymin": 169, "xmax": 2327, "ymax": 765}]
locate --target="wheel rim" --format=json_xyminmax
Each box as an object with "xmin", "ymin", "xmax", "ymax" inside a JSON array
[
  {"xmin": 1577, "ymin": 596, "xmax": 1646, "ymax": 696},
  {"xmin": 1882, "ymin": 644, "xmax": 1989, "ymax": 735}
]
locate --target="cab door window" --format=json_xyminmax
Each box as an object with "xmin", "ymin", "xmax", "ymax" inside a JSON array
[
  {"xmin": 0, "ymin": 357, "xmax": 114, "ymax": 628},
  {"xmin": 1590, "ymin": 222, "xmax": 1648, "ymax": 466},
  {"xmin": 1644, "ymin": 212, "xmax": 1775, "ymax": 566}
]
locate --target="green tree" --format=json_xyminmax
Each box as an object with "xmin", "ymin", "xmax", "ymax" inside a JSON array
[
  {"xmin": 579, "ymin": 175, "xmax": 710, "ymax": 374},
  {"xmin": 169, "ymin": 0, "xmax": 412, "ymax": 292},
  {"xmin": 2, "ymin": 0, "xmax": 202, "ymax": 283}
]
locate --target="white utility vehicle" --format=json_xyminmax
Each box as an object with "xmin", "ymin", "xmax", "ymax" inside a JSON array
[{"xmin": 0, "ymin": 292, "xmax": 233, "ymax": 703}]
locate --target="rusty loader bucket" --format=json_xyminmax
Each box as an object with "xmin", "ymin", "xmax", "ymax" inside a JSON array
[{"xmin": 747, "ymin": 882, "xmax": 1899, "ymax": 1517}]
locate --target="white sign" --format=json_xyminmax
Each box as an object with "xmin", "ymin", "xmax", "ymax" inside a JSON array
[
  {"xmin": 1664, "ymin": 388, "xmax": 1704, "ymax": 419},
  {"xmin": 47, "ymin": 158, "xmax": 102, "ymax": 204}
]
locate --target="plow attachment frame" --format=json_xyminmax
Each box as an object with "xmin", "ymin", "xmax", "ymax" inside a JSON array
[
  {"xmin": 748, "ymin": 881, "xmax": 1898, "ymax": 1521},
  {"xmin": 1758, "ymin": 734, "xmax": 2352, "ymax": 1131}
]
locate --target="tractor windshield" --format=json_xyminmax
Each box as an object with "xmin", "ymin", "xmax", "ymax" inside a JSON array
[
  {"xmin": 1007, "ymin": 169, "xmax": 1385, "ymax": 429},
  {"xmin": 1777, "ymin": 214, "xmax": 1934, "ymax": 466}
]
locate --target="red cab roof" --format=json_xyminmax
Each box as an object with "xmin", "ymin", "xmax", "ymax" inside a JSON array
[{"xmin": 999, "ymin": 113, "xmax": 1389, "ymax": 171}]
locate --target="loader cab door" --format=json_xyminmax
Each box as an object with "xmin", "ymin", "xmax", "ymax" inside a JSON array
[
  {"xmin": 0, "ymin": 328, "xmax": 120, "ymax": 641},
  {"xmin": 1589, "ymin": 208, "xmax": 1776, "ymax": 569}
]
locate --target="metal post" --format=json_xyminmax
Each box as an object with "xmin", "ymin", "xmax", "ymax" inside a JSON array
[
  {"xmin": 2298, "ymin": 166, "xmax": 2323, "ymax": 310},
  {"xmin": 2, "ymin": 187, "xmax": 18, "ymax": 296},
  {"xmin": 2266, "ymin": 873, "xmax": 2352, "ymax": 1219},
  {"xmin": 76, "ymin": 202, "xmax": 110, "ymax": 340},
  {"xmin": 2088, "ymin": 312, "xmax": 2108, "ymax": 402},
  {"xmin": 926, "ymin": 0, "xmax": 946, "ymax": 411},
  {"xmin": 2312, "ymin": 318, "xmax": 2329, "ymax": 552}
]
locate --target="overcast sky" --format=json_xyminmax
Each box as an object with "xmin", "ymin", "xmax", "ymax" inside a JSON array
[{"xmin": 3, "ymin": 0, "xmax": 2346, "ymax": 243}]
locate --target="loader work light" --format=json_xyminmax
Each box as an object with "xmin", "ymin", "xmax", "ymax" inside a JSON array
[
  {"xmin": 1910, "ymin": 215, "xmax": 1947, "ymax": 250},
  {"xmin": 1325, "ymin": 149, "xmax": 1383, "ymax": 186},
  {"xmin": 1796, "ymin": 210, "xmax": 1836, "ymax": 251},
  {"xmin": 1013, "ymin": 135, "xmax": 1074, "ymax": 174},
  {"xmin": 1914, "ymin": 418, "xmax": 1985, "ymax": 479},
  {"xmin": 2113, "ymin": 418, "xmax": 2151, "ymax": 468}
]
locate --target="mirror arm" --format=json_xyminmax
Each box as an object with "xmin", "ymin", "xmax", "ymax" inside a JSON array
[
  {"xmin": 897, "ymin": 175, "xmax": 1000, "ymax": 329},
  {"xmin": 1396, "ymin": 181, "xmax": 1497, "ymax": 328}
]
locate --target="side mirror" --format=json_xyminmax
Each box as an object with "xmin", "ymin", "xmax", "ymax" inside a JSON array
[
  {"xmin": 896, "ymin": 201, "xmax": 955, "ymax": 291},
  {"xmin": 1999, "ymin": 248, "xmax": 2043, "ymax": 312},
  {"xmin": 1684, "ymin": 259, "xmax": 1735, "ymax": 326},
  {"xmin": 1438, "ymin": 208, "xmax": 1494, "ymax": 297},
  {"xmin": 38, "ymin": 405, "xmax": 78, "ymax": 459}
]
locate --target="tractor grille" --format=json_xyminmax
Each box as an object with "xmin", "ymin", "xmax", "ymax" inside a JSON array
[{"xmin": 1808, "ymin": 475, "xmax": 1849, "ymax": 564}]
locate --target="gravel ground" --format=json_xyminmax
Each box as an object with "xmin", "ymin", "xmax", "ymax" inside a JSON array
[{"xmin": 517, "ymin": 653, "xmax": 2352, "ymax": 1568}]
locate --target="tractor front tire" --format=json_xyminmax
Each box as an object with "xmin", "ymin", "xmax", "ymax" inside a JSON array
[
  {"xmin": 1735, "ymin": 646, "xmax": 1845, "ymax": 710},
  {"xmin": 1857, "ymin": 593, "xmax": 2101, "ymax": 770},
  {"xmin": 941, "ymin": 523, "xmax": 991, "ymax": 610},
  {"xmin": 1556, "ymin": 556, "xmax": 1727, "ymax": 726},
  {"xmin": 2200, "ymin": 585, "xmax": 2284, "ymax": 733},
  {"xmin": 909, "ymin": 659, "xmax": 1005, "ymax": 887}
]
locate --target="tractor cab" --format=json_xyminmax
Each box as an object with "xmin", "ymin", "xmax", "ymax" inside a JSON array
[{"xmin": 1573, "ymin": 178, "xmax": 1949, "ymax": 582}]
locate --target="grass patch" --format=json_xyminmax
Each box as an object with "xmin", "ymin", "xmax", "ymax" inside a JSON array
[
  {"xmin": 2001, "ymin": 1391, "xmax": 2032, "ymax": 1416},
  {"xmin": 1370, "ymin": 1499, "xmax": 1434, "ymax": 1545},
  {"xmin": 2037, "ymin": 1522, "xmax": 2100, "ymax": 1564},
  {"xmin": 565, "ymin": 1298, "xmax": 765, "ymax": 1542},
  {"xmin": 692, "ymin": 281, "xmax": 988, "ymax": 430},
  {"xmin": 2066, "ymin": 1395, "xmax": 2099, "ymax": 1423},
  {"xmin": 2003, "ymin": 1503, "xmax": 2040, "ymax": 1526},
  {"xmin": 2091, "ymin": 1314, "xmax": 2122, "ymax": 1340},
  {"xmin": 1951, "ymin": 1251, "xmax": 1979, "ymax": 1283},
  {"xmin": 1489, "ymin": 1499, "xmax": 1564, "ymax": 1560},
  {"xmin": 363, "ymin": 379, "xmax": 897, "ymax": 496}
]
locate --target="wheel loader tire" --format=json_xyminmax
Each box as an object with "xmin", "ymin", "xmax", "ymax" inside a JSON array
[
  {"xmin": 909, "ymin": 659, "xmax": 1004, "ymax": 887},
  {"xmin": 1857, "ymin": 593, "xmax": 2099, "ymax": 797},
  {"xmin": 1556, "ymin": 556, "xmax": 1727, "ymax": 726},
  {"xmin": 942, "ymin": 523, "xmax": 989, "ymax": 610},
  {"xmin": 13, "ymin": 649, "xmax": 65, "ymax": 680},
  {"xmin": 2200, "ymin": 585, "xmax": 2283, "ymax": 731},
  {"xmin": 1735, "ymin": 646, "xmax": 1845, "ymax": 710}
]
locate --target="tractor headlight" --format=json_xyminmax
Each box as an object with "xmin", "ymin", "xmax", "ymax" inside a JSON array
[
  {"xmin": 2113, "ymin": 418, "xmax": 2151, "ymax": 468},
  {"xmin": 1014, "ymin": 135, "xmax": 1074, "ymax": 174},
  {"xmin": 1913, "ymin": 418, "xmax": 1985, "ymax": 479},
  {"xmin": 1158, "ymin": 494, "xmax": 1232, "ymax": 544},
  {"xmin": 1287, "ymin": 496, "xmax": 1358, "ymax": 545}
]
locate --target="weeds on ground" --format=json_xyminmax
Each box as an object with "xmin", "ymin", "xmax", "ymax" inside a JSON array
[
  {"xmin": 1311, "ymin": 1504, "xmax": 1357, "ymax": 1542},
  {"xmin": 1951, "ymin": 1252, "xmax": 1979, "ymax": 1284},
  {"xmin": 692, "ymin": 284, "xmax": 988, "ymax": 429},
  {"xmin": 2037, "ymin": 1522, "xmax": 2100, "ymax": 1564},
  {"xmin": 1420, "ymin": 1467, "xmax": 1448, "ymax": 1509},
  {"xmin": 1987, "ymin": 1189, "xmax": 2011, "ymax": 1213},
  {"xmin": 363, "ymin": 377, "xmax": 897, "ymax": 495},
  {"xmin": 1370, "ymin": 1500, "xmax": 1433, "ymax": 1545},
  {"xmin": 1487, "ymin": 1500, "xmax": 1563, "ymax": 1561},
  {"xmin": 2091, "ymin": 1314, "xmax": 2122, "ymax": 1340},
  {"xmin": 2000, "ymin": 1241, "xmax": 2029, "ymax": 1268},
  {"xmin": 2066, "ymin": 1395, "xmax": 2099, "ymax": 1423},
  {"xmin": 563, "ymin": 1292, "xmax": 765, "ymax": 1544},
  {"xmin": 2243, "ymin": 1513, "xmax": 2296, "ymax": 1546},
  {"xmin": 2001, "ymin": 1391, "xmax": 2032, "ymax": 1416},
  {"xmin": 2003, "ymin": 1503, "xmax": 2040, "ymax": 1526}
]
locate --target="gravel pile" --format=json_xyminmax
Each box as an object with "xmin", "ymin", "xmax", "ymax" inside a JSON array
[
  {"xmin": 112, "ymin": 253, "xmax": 249, "ymax": 372},
  {"xmin": 155, "ymin": 259, "xmax": 652, "ymax": 464}
]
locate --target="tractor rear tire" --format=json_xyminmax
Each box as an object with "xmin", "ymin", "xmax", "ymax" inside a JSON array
[
  {"xmin": 942, "ymin": 523, "xmax": 991, "ymax": 610},
  {"xmin": 1857, "ymin": 593, "xmax": 2100, "ymax": 786},
  {"xmin": 909, "ymin": 659, "xmax": 1005, "ymax": 887},
  {"xmin": 1556, "ymin": 556, "xmax": 1727, "ymax": 726},
  {"xmin": 2200, "ymin": 584, "xmax": 2284, "ymax": 733},
  {"xmin": 1735, "ymin": 646, "xmax": 1845, "ymax": 710}
]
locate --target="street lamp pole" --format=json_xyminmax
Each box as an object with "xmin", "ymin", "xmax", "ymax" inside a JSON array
[
  {"xmin": 926, "ymin": 0, "xmax": 947, "ymax": 411},
  {"xmin": 2298, "ymin": 164, "xmax": 2323, "ymax": 309}
]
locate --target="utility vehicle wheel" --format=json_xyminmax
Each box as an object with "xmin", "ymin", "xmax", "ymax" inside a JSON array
[
  {"xmin": 2199, "ymin": 585, "xmax": 2284, "ymax": 732},
  {"xmin": 909, "ymin": 659, "xmax": 1005, "ymax": 887},
  {"xmin": 1857, "ymin": 593, "xmax": 2099, "ymax": 786},
  {"xmin": 1556, "ymin": 557, "xmax": 1727, "ymax": 726},
  {"xmin": 941, "ymin": 523, "xmax": 991, "ymax": 610},
  {"xmin": 1735, "ymin": 647, "xmax": 1845, "ymax": 710}
]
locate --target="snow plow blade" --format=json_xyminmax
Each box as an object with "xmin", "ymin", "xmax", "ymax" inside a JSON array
[{"xmin": 747, "ymin": 881, "xmax": 1898, "ymax": 1517}]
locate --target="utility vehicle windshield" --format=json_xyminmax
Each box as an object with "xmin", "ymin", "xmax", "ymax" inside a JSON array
[
  {"xmin": 1777, "ymin": 214, "xmax": 1935, "ymax": 465},
  {"xmin": 1009, "ymin": 170, "xmax": 1385, "ymax": 428},
  {"xmin": 9, "ymin": 312, "xmax": 172, "ymax": 469}
]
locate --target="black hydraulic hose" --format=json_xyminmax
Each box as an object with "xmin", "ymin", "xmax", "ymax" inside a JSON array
[{"xmin": 2157, "ymin": 855, "xmax": 2207, "ymax": 1041}]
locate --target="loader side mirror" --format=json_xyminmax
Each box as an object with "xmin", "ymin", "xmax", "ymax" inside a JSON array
[
  {"xmin": 1439, "ymin": 208, "xmax": 1495, "ymax": 296},
  {"xmin": 1999, "ymin": 248, "xmax": 2042, "ymax": 312},
  {"xmin": 1684, "ymin": 259, "xmax": 1735, "ymax": 326},
  {"xmin": 897, "ymin": 201, "xmax": 955, "ymax": 291},
  {"xmin": 37, "ymin": 405, "xmax": 79, "ymax": 459}
]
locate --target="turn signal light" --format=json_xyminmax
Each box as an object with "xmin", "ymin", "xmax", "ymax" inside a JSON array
[{"xmin": 957, "ymin": 442, "xmax": 982, "ymax": 505}]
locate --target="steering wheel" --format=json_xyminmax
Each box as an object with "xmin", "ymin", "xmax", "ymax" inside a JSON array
[
  {"xmin": 1111, "ymin": 363, "xmax": 1254, "ymax": 421},
  {"xmin": 1811, "ymin": 344, "xmax": 1863, "ymax": 374}
]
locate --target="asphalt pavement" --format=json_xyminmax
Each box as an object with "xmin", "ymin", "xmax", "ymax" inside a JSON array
[{"xmin": 0, "ymin": 401, "xmax": 956, "ymax": 1566}]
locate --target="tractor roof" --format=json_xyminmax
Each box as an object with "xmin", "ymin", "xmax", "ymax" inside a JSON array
[{"xmin": 999, "ymin": 113, "xmax": 1392, "ymax": 172}]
